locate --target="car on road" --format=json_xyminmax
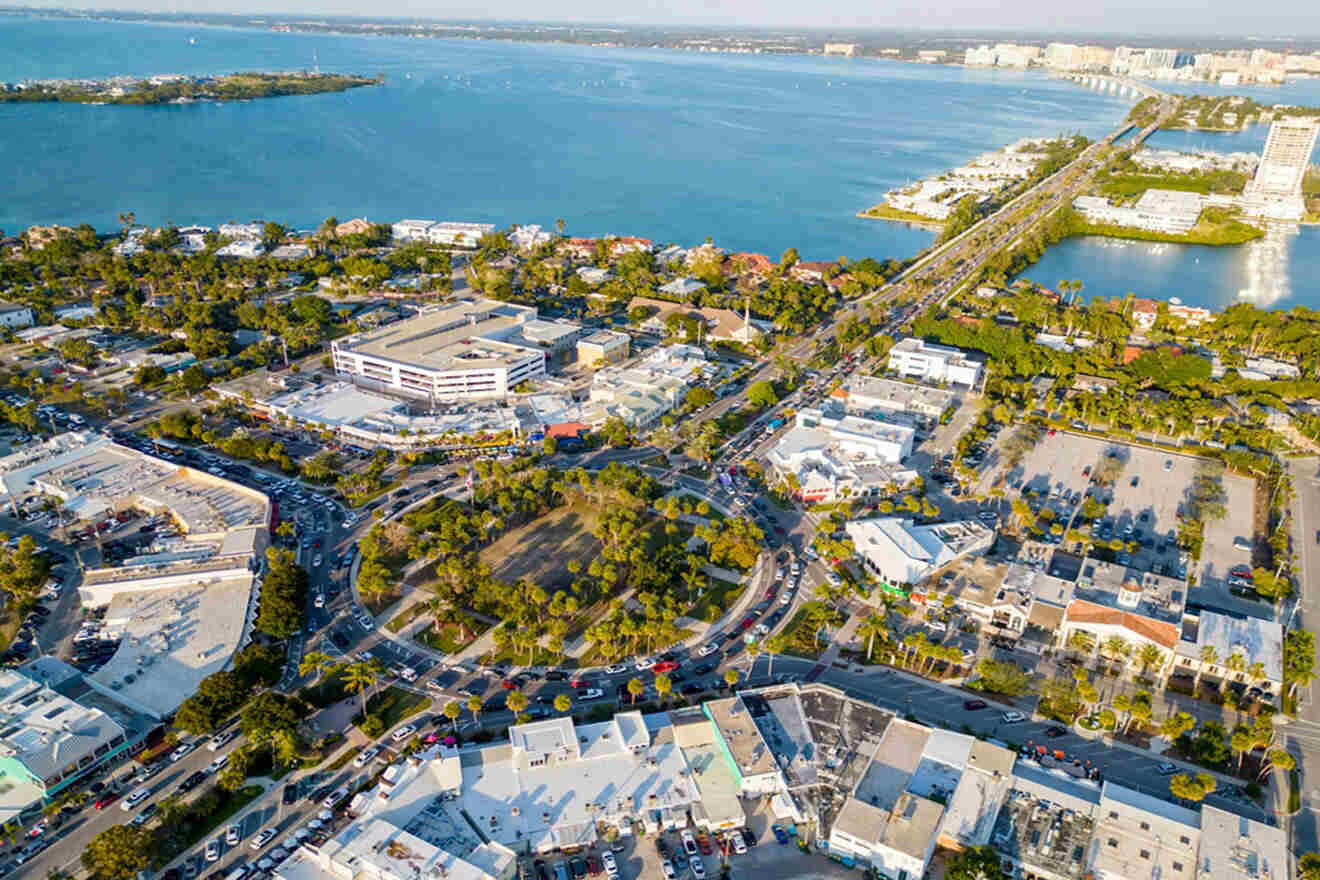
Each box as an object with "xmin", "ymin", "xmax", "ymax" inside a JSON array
[
  {"xmin": 1157, "ymin": 762, "xmax": 1178, "ymax": 776},
  {"xmin": 94, "ymin": 791, "xmax": 121, "ymax": 809},
  {"xmin": 601, "ymin": 852, "xmax": 618, "ymax": 877},
  {"xmin": 227, "ymin": 824, "xmax": 242, "ymax": 845},
  {"xmin": 323, "ymin": 787, "xmax": 348, "ymax": 807},
  {"xmin": 681, "ymin": 831, "xmax": 698, "ymax": 856},
  {"xmin": 282, "ymin": 785, "xmax": 298, "ymax": 805},
  {"xmin": 579, "ymin": 688, "xmax": 604, "ymax": 700},
  {"xmin": 179, "ymin": 770, "xmax": 208, "ymax": 793},
  {"xmin": 604, "ymin": 664, "xmax": 628, "ymax": 674},
  {"xmin": 392, "ymin": 724, "xmax": 417, "ymax": 742},
  {"xmin": 662, "ymin": 860, "xmax": 677, "ymax": 880},
  {"xmin": 634, "ymin": 657, "xmax": 656, "ymax": 671},
  {"xmin": 208, "ymin": 730, "xmax": 239, "ymax": 751},
  {"xmin": 129, "ymin": 802, "xmax": 158, "ymax": 827},
  {"xmin": 653, "ymin": 660, "xmax": 680, "ymax": 674},
  {"xmin": 740, "ymin": 828, "xmax": 757, "ymax": 848},
  {"xmin": 730, "ymin": 833, "xmax": 747, "ymax": 855},
  {"xmin": 207, "ymin": 753, "xmax": 230, "ymax": 773},
  {"xmin": 1045, "ymin": 726, "xmax": 1068, "ymax": 738},
  {"xmin": 250, "ymin": 828, "xmax": 277, "ymax": 850},
  {"xmin": 171, "ymin": 741, "xmax": 197, "ymax": 762},
  {"xmin": 962, "ymin": 699, "xmax": 987, "ymax": 711},
  {"xmin": 690, "ymin": 860, "xmax": 706, "ymax": 880},
  {"xmin": 1001, "ymin": 711, "xmax": 1026, "ymax": 723},
  {"xmin": 698, "ymin": 642, "xmax": 719, "ymax": 656},
  {"xmin": 205, "ymin": 838, "xmax": 222, "ymax": 863},
  {"xmin": 771, "ymin": 825, "xmax": 790, "ymax": 845},
  {"xmin": 355, "ymin": 746, "xmax": 382, "ymax": 768},
  {"xmin": 121, "ymin": 787, "xmax": 151, "ymax": 810}
]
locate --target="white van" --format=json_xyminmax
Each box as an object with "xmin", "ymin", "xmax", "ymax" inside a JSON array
[{"xmin": 121, "ymin": 787, "xmax": 151, "ymax": 811}]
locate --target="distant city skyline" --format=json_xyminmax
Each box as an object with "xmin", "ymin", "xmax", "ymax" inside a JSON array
[{"xmin": 9, "ymin": 0, "xmax": 1320, "ymax": 38}]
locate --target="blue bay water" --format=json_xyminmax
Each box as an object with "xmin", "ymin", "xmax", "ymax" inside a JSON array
[{"xmin": 0, "ymin": 16, "xmax": 1134, "ymax": 262}]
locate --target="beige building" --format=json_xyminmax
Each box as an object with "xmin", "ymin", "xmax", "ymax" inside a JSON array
[{"xmin": 576, "ymin": 329, "xmax": 630, "ymax": 367}]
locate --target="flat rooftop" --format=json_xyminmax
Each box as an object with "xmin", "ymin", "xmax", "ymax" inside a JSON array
[
  {"xmin": 704, "ymin": 696, "xmax": 779, "ymax": 779},
  {"xmin": 91, "ymin": 576, "xmax": 256, "ymax": 719},
  {"xmin": 335, "ymin": 299, "xmax": 543, "ymax": 371}
]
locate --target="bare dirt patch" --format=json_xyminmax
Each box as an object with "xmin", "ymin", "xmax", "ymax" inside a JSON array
[{"xmin": 479, "ymin": 504, "xmax": 602, "ymax": 590}]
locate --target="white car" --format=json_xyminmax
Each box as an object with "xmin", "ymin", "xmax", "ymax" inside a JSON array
[
  {"xmin": 690, "ymin": 859, "xmax": 706, "ymax": 880},
  {"xmin": 121, "ymin": 787, "xmax": 151, "ymax": 811},
  {"xmin": 323, "ymin": 787, "xmax": 348, "ymax": 808},
  {"xmin": 634, "ymin": 657, "xmax": 655, "ymax": 671},
  {"xmin": 250, "ymin": 828, "xmax": 277, "ymax": 850},
  {"xmin": 698, "ymin": 642, "xmax": 720, "ymax": 656},
  {"xmin": 681, "ymin": 831, "xmax": 698, "ymax": 856},
  {"xmin": 208, "ymin": 730, "xmax": 238, "ymax": 751},
  {"xmin": 227, "ymin": 824, "xmax": 242, "ymax": 845},
  {"xmin": 314, "ymin": 593, "xmax": 326, "ymax": 609},
  {"xmin": 207, "ymin": 753, "xmax": 230, "ymax": 773},
  {"xmin": 205, "ymin": 838, "xmax": 221, "ymax": 863},
  {"xmin": 358, "ymin": 612, "xmax": 374, "ymax": 628},
  {"xmin": 355, "ymin": 746, "xmax": 382, "ymax": 768},
  {"xmin": 391, "ymin": 724, "xmax": 417, "ymax": 742},
  {"xmin": 580, "ymin": 689, "xmax": 604, "ymax": 700},
  {"xmin": 170, "ymin": 742, "xmax": 196, "ymax": 762},
  {"xmin": 780, "ymin": 592, "xmax": 792, "ymax": 605},
  {"xmin": 602, "ymin": 852, "xmax": 619, "ymax": 876},
  {"xmin": 604, "ymin": 664, "xmax": 627, "ymax": 674},
  {"xmin": 312, "ymin": 554, "xmax": 323, "ymax": 568},
  {"xmin": 1001, "ymin": 711, "xmax": 1026, "ymax": 724},
  {"xmin": 730, "ymin": 834, "xmax": 747, "ymax": 855},
  {"xmin": 662, "ymin": 860, "xmax": 677, "ymax": 880}
]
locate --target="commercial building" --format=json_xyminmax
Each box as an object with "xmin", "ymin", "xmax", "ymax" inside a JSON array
[
  {"xmin": 576, "ymin": 329, "xmax": 631, "ymax": 366},
  {"xmin": 1073, "ymin": 189, "xmax": 1205, "ymax": 234},
  {"xmin": 1056, "ymin": 560, "xmax": 1186, "ymax": 677},
  {"xmin": 331, "ymin": 299, "xmax": 580, "ymax": 402},
  {"xmin": 846, "ymin": 517, "xmax": 994, "ymax": 587},
  {"xmin": 768, "ymin": 405, "xmax": 917, "ymax": 503},
  {"xmin": 628, "ymin": 296, "xmax": 765, "ymax": 344},
  {"xmin": 587, "ymin": 344, "xmax": 715, "ymax": 428},
  {"xmin": 841, "ymin": 375, "xmax": 956, "ymax": 423},
  {"xmin": 0, "ymin": 301, "xmax": 35, "ymax": 330},
  {"xmin": 0, "ymin": 432, "xmax": 269, "ymax": 719},
  {"xmin": 1242, "ymin": 118, "xmax": 1319, "ymax": 220},
  {"xmin": 0, "ymin": 666, "xmax": 136, "ymax": 821},
  {"xmin": 886, "ymin": 338, "xmax": 982, "ymax": 388}
]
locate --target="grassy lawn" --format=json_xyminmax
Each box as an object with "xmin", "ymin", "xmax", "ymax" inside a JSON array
[
  {"xmin": 387, "ymin": 602, "xmax": 431, "ymax": 633},
  {"xmin": 779, "ymin": 602, "xmax": 844, "ymax": 659},
  {"xmin": 480, "ymin": 643, "xmax": 565, "ymax": 669},
  {"xmin": 418, "ymin": 618, "xmax": 485, "ymax": 654},
  {"xmin": 688, "ymin": 577, "xmax": 745, "ymax": 623},
  {"xmin": 361, "ymin": 686, "xmax": 431, "ymax": 730},
  {"xmin": 479, "ymin": 503, "xmax": 602, "ymax": 591},
  {"xmin": 858, "ymin": 202, "xmax": 946, "ymax": 229}
]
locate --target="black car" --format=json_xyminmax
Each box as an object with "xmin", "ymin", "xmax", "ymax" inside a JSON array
[
  {"xmin": 178, "ymin": 771, "xmax": 207, "ymax": 793},
  {"xmin": 740, "ymin": 828, "xmax": 757, "ymax": 848},
  {"xmin": 1045, "ymin": 726, "xmax": 1068, "ymax": 738},
  {"xmin": 570, "ymin": 858, "xmax": 588, "ymax": 879},
  {"xmin": 534, "ymin": 861, "xmax": 551, "ymax": 880},
  {"xmin": 693, "ymin": 663, "xmax": 715, "ymax": 675},
  {"xmin": 545, "ymin": 670, "xmax": 567, "ymax": 681},
  {"xmin": 282, "ymin": 785, "xmax": 298, "ymax": 805}
]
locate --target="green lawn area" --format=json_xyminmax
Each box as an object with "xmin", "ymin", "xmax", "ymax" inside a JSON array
[
  {"xmin": 778, "ymin": 602, "xmax": 844, "ymax": 659},
  {"xmin": 418, "ymin": 618, "xmax": 485, "ymax": 654},
  {"xmin": 688, "ymin": 577, "xmax": 745, "ymax": 623},
  {"xmin": 479, "ymin": 503, "xmax": 602, "ymax": 591},
  {"xmin": 386, "ymin": 602, "xmax": 431, "ymax": 633},
  {"xmin": 858, "ymin": 202, "xmax": 946, "ymax": 229},
  {"xmin": 360, "ymin": 686, "xmax": 432, "ymax": 731},
  {"xmin": 479, "ymin": 643, "xmax": 564, "ymax": 669}
]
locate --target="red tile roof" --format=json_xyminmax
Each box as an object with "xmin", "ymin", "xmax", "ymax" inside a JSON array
[{"xmin": 1065, "ymin": 599, "xmax": 1179, "ymax": 649}]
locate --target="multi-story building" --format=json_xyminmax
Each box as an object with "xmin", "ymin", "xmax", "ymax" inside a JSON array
[
  {"xmin": 841, "ymin": 375, "xmax": 957, "ymax": 424},
  {"xmin": 768, "ymin": 406, "xmax": 918, "ymax": 503},
  {"xmin": 1073, "ymin": 189, "xmax": 1205, "ymax": 235},
  {"xmin": 886, "ymin": 338, "xmax": 983, "ymax": 387},
  {"xmin": 1242, "ymin": 117, "xmax": 1320, "ymax": 220},
  {"xmin": 576, "ymin": 330, "xmax": 630, "ymax": 367},
  {"xmin": 390, "ymin": 219, "xmax": 496, "ymax": 247},
  {"xmin": 0, "ymin": 301, "xmax": 35, "ymax": 330},
  {"xmin": 332, "ymin": 299, "xmax": 578, "ymax": 402},
  {"xmin": 586, "ymin": 344, "xmax": 713, "ymax": 428},
  {"xmin": 847, "ymin": 517, "xmax": 995, "ymax": 587}
]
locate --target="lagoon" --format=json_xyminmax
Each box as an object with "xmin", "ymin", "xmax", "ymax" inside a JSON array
[{"xmin": 0, "ymin": 16, "xmax": 1133, "ymax": 261}]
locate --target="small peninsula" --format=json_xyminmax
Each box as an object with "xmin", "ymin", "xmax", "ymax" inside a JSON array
[{"xmin": 0, "ymin": 70, "xmax": 382, "ymax": 105}]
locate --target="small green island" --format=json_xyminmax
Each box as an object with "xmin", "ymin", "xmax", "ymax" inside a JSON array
[{"xmin": 0, "ymin": 71, "xmax": 382, "ymax": 105}]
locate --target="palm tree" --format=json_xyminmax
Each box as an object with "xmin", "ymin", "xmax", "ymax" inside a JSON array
[
  {"xmin": 467, "ymin": 695, "xmax": 483, "ymax": 725},
  {"xmin": 857, "ymin": 614, "xmax": 889, "ymax": 662},
  {"xmin": 746, "ymin": 641, "xmax": 763, "ymax": 673},
  {"xmin": 298, "ymin": 650, "xmax": 334, "ymax": 684},
  {"xmin": 507, "ymin": 689, "xmax": 529, "ymax": 720},
  {"xmin": 1136, "ymin": 643, "xmax": 1164, "ymax": 676},
  {"xmin": 764, "ymin": 634, "xmax": 789, "ymax": 679},
  {"xmin": 626, "ymin": 677, "xmax": 645, "ymax": 705},
  {"xmin": 554, "ymin": 693, "xmax": 572, "ymax": 715},
  {"xmin": 443, "ymin": 701, "xmax": 462, "ymax": 733},
  {"xmin": 1231, "ymin": 728, "xmax": 1255, "ymax": 771},
  {"xmin": 655, "ymin": 674, "xmax": 673, "ymax": 704},
  {"xmin": 1195, "ymin": 645, "xmax": 1219, "ymax": 693},
  {"xmin": 344, "ymin": 660, "xmax": 383, "ymax": 717},
  {"xmin": 1067, "ymin": 630, "xmax": 1096, "ymax": 657},
  {"xmin": 724, "ymin": 667, "xmax": 740, "ymax": 690}
]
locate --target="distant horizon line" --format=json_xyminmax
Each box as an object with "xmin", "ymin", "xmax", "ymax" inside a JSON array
[{"xmin": 2, "ymin": 4, "xmax": 1319, "ymax": 42}]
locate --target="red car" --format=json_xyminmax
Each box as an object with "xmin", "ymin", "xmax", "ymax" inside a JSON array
[
  {"xmin": 653, "ymin": 660, "xmax": 679, "ymax": 674},
  {"xmin": 501, "ymin": 679, "xmax": 520, "ymax": 690},
  {"xmin": 696, "ymin": 834, "xmax": 713, "ymax": 855},
  {"xmin": 740, "ymin": 616, "xmax": 756, "ymax": 631},
  {"xmin": 1230, "ymin": 565, "xmax": 1251, "ymax": 579},
  {"xmin": 94, "ymin": 792, "xmax": 120, "ymax": 809},
  {"xmin": 569, "ymin": 679, "xmax": 590, "ymax": 689}
]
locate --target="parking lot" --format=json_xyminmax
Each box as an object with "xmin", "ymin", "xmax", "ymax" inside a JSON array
[{"xmin": 974, "ymin": 431, "xmax": 1261, "ymax": 613}]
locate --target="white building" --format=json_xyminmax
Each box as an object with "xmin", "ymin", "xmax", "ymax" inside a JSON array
[
  {"xmin": 218, "ymin": 222, "xmax": 263, "ymax": 240},
  {"xmin": 391, "ymin": 219, "xmax": 496, "ymax": 248},
  {"xmin": 1090, "ymin": 783, "xmax": 1200, "ymax": 880},
  {"xmin": 768, "ymin": 408, "xmax": 918, "ymax": 504},
  {"xmin": 1242, "ymin": 118, "xmax": 1319, "ymax": 220},
  {"xmin": 587, "ymin": 344, "xmax": 713, "ymax": 428},
  {"xmin": 842, "ymin": 375, "xmax": 956, "ymax": 422},
  {"xmin": 510, "ymin": 224, "xmax": 553, "ymax": 250},
  {"xmin": 886, "ymin": 338, "xmax": 982, "ymax": 387},
  {"xmin": 1074, "ymin": 188, "xmax": 1205, "ymax": 235},
  {"xmin": 0, "ymin": 667, "xmax": 134, "ymax": 822},
  {"xmin": 846, "ymin": 517, "xmax": 994, "ymax": 586},
  {"xmin": 331, "ymin": 299, "xmax": 568, "ymax": 403},
  {"xmin": 216, "ymin": 239, "xmax": 266, "ymax": 259},
  {"xmin": 0, "ymin": 301, "xmax": 35, "ymax": 330}
]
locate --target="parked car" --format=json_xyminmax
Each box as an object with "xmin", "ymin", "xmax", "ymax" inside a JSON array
[
  {"xmin": 1001, "ymin": 711, "xmax": 1026, "ymax": 723},
  {"xmin": 681, "ymin": 831, "xmax": 699, "ymax": 856},
  {"xmin": 963, "ymin": 699, "xmax": 987, "ymax": 711}
]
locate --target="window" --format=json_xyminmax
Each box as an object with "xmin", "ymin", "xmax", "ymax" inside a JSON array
[
  {"xmin": 1179, "ymin": 836, "xmax": 1190, "ymax": 846},
  {"xmin": 1108, "ymin": 839, "xmax": 1118, "ymax": 848},
  {"xmin": 1173, "ymin": 862, "xmax": 1184, "ymax": 873},
  {"xmin": 1108, "ymin": 811, "xmax": 1119, "ymax": 820},
  {"xmin": 528, "ymin": 757, "xmax": 546, "ymax": 768},
  {"xmin": 1141, "ymin": 850, "xmax": 1151, "ymax": 860},
  {"xmin": 1140, "ymin": 822, "xmax": 1150, "ymax": 831}
]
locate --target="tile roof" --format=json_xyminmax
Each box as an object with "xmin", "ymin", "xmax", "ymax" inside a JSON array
[{"xmin": 1064, "ymin": 599, "xmax": 1180, "ymax": 649}]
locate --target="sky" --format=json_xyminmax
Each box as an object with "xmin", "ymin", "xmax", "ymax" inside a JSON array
[{"xmin": 36, "ymin": 0, "xmax": 1320, "ymax": 37}]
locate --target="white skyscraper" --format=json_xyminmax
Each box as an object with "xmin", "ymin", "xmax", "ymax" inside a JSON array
[{"xmin": 1243, "ymin": 117, "xmax": 1320, "ymax": 220}]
